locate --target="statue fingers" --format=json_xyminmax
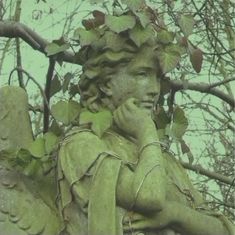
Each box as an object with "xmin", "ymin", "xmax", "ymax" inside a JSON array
[
  {"xmin": 125, "ymin": 98, "xmax": 139, "ymax": 111},
  {"xmin": 113, "ymin": 107, "xmax": 121, "ymax": 126},
  {"xmin": 123, "ymin": 214, "xmax": 152, "ymax": 232}
]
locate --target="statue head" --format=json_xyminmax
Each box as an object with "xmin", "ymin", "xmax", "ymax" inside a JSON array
[{"xmin": 76, "ymin": 13, "xmax": 164, "ymax": 113}]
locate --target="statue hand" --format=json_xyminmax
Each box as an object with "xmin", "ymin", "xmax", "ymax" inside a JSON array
[
  {"xmin": 123, "ymin": 202, "xmax": 180, "ymax": 234},
  {"xmin": 113, "ymin": 98, "xmax": 155, "ymax": 138}
]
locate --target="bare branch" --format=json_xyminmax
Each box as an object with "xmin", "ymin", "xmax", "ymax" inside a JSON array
[
  {"xmin": 169, "ymin": 79, "xmax": 235, "ymax": 109},
  {"xmin": 180, "ymin": 161, "xmax": 234, "ymax": 186},
  {"xmin": 0, "ymin": 20, "xmax": 76, "ymax": 64}
]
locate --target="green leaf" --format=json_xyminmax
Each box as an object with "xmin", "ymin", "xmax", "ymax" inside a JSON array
[
  {"xmin": 121, "ymin": 0, "xmax": 145, "ymax": 11},
  {"xmin": 62, "ymin": 72, "xmax": 73, "ymax": 93},
  {"xmin": 44, "ymin": 132, "xmax": 58, "ymax": 154},
  {"xmin": 105, "ymin": 15, "xmax": 136, "ymax": 33},
  {"xmin": 27, "ymin": 138, "xmax": 45, "ymax": 158},
  {"xmin": 171, "ymin": 106, "xmax": 188, "ymax": 140},
  {"xmin": 173, "ymin": 106, "xmax": 188, "ymax": 124},
  {"xmin": 103, "ymin": 31, "xmax": 126, "ymax": 51},
  {"xmin": 157, "ymin": 30, "xmax": 175, "ymax": 44},
  {"xmin": 165, "ymin": 44, "xmax": 186, "ymax": 55},
  {"xmin": 16, "ymin": 148, "xmax": 32, "ymax": 165},
  {"xmin": 189, "ymin": 47, "xmax": 203, "ymax": 73},
  {"xmin": 51, "ymin": 100, "xmax": 81, "ymax": 125},
  {"xmin": 49, "ymin": 120, "xmax": 63, "ymax": 136},
  {"xmin": 158, "ymin": 50, "xmax": 181, "ymax": 73},
  {"xmin": 178, "ymin": 14, "xmax": 195, "ymax": 37},
  {"xmin": 129, "ymin": 24, "xmax": 154, "ymax": 47},
  {"xmin": 154, "ymin": 107, "xmax": 170, "ymax": 129},
  {"xmin": 73, "ymin": 28, "xmax": 100, "ymax": 47},
  {"xmin": 79, "ymin": 110, "xmax": 113, "ymax": 137},
  {"xmin": 50, "ymin": 75, "xmax": 61, "ymax": 97},
  {"xmin": 45, "ymin": 42, "xmax": 70, "ymax": 56},
  {"xmin": 69, "ymin": 83, "xmax": 80, "ymax": 97},
  {"xmin": 135, "ymin": 11, "xmax": 151, "ymax": 28},
  {"xmin": 23, "ymin": 159, "xmax": 42, "ymax": 177}
]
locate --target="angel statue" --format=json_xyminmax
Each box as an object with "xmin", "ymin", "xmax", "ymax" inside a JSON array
[{"xmin": 0, "ymin": 6, "xmax": 234, "ymax": 235}]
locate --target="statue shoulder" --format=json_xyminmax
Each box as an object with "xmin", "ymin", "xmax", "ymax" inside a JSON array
[
  {"xmin": 61, "ymin": 126, "xmax": 107, "ymax": 150},
  {"xmin": 58, "ymin": 126, "xmax": 109, "ymax": 181}
]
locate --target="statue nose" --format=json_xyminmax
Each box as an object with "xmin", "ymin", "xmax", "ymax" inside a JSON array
[{"xmin": 148, "ymin": 82, "xmax": 160, "ymax": 96}]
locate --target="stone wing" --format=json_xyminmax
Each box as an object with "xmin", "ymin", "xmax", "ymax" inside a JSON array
[{"xmin": 0, "ymin": 166, "xmax": 63, "ymax": 235}]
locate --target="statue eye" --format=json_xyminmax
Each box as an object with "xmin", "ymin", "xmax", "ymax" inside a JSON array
[{"xmin": 137, "ymin": 71, "xmax": 147, "ymax": 77}]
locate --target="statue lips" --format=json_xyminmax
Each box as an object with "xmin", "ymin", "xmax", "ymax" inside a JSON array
[
  {"xmin": 140, "ymin": 94, "xmax": 159, "ymax": 110},
  {"xmin": 140, "ymin": 100, "xmax": 154, "ymax": 109}
]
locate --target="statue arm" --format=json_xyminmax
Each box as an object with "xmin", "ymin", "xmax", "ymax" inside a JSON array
[
  {"xmin": 117, "ymin": 124, "xmax": 167, "ymax": 213},
  {"xmin": 173, "ymin": 202, "xmax": 234, "ymax": 235},
  {"xmin": 123, "ymin": 200, "xmax": 234, "ymax": 235},
  {"xmin": 60, "ymin": 129, "xmax": 166, "ymax": 214}
]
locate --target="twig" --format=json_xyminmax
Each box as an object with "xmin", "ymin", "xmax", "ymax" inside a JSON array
[
  {"xmin": 207, "ymin": 78, "xmax": 235, "ymax": 89},
  {"xmin": 14, "ymin": 0, "xmax": 24, "ymax": 89},
  {"xmin": 0, "ymin": 38, "xmax": 11, "ymax": 76}
]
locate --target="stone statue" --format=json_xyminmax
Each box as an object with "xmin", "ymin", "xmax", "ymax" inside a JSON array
[
  {"xmin": 0, "ymin": 13, "xmax": 234, "ymax": 235},
  {"xmin": 56, "ymin": 36, "xmax": 234, "ymax": 235}
]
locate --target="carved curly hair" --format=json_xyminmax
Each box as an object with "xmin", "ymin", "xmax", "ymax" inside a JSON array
[{"xmin": 77, "ymin": 32, "xmax": 161, "ymax": 112}]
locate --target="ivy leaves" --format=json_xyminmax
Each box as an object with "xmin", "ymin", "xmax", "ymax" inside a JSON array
[
  {"xmin": 178, "ymin": 14, "xmax": 195, "ymax": 37},
  {"xmin": 171, "ymin": 106, "xmax": 188, "ymax": 140},
  {"xmin": 79, "ymin": 110, "xmax": 113, "ymax": 137},
  {"xmin": 158, "ymin": 50, "xmax": 181, "ymax": 74},
  {"xmin": 155, "ymin": 106, "xmax": 188, "ymax": 142},
  {"xmin": 51, "ymin": 100, "xmax": 81, "ymax": 126},
  {"xmin": 5, "ymin": 131, "xmax": 60, "ymax": 177},
  {"xmin": 73, "ymin": 28, "xmax": 100, "ymax": 47},
  {"xmin": 45, "ymin": 37, "xmax": 70, "ymax": 56},
  {"xmin": 129, "ymin": 24, "xmax": 154, "ymax": 47},
  {"xmin": 177, "ymin": 14, "xmax": 203, "ymax": 73},
  {"xmin": 121, "ymin": 0, "xmax": 145, "ymax": 11},
  {"xmin": 105, "ymin": 15, "xmax": 136, "ymax": 33}
]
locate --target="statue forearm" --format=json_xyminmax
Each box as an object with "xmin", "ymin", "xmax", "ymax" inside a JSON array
[
  {"xmin": 132, "ymin": 125, "xmax": 167, "ymax": 213},
  {"xmin": 116, "ymin": 124, "xmax": 167, "ymax": 213},
  {"xmin": 123, "ymin": 200, "xmax": 234, "ymax": 235},
  {"xmin": 172, "ymin": 202, "xmax": 233, "ymax": 235}
]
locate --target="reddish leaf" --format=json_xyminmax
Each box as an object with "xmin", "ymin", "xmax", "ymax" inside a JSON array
[
  {"xmin": 82, "ymin": 11, "xmax": 105, "ymax": 30},
  {"xmin": 82, "ymin": 19, "xmax": 96, "ymax": 30},
  {"xmin": 178, "ymin": 36, "xmax": 188, "ymax": 47},
  {"xmin": 180, "ymin": 139, "xmax": 190, "ymax": 154},
  {"xmin": 180, "ymin": 139, "xmax": 194, "ymax": 164},
  {"xmin": 92, "ymin": 10, "xmax": 105, "ymax": 26},
  {"xmin": 190, "ymin": 48, "xmax": 203, "ymax": 73}
]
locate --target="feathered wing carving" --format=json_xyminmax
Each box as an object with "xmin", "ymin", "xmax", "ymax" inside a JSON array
[{"xmin": 0, "ymin": 165, "xmax": 63, "ymax": 235}]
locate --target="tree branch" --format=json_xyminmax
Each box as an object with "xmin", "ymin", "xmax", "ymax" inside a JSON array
[
  {"xmin": 1, "ymin": 21, "xmax": 235, "ymax": 110},
  {"xmin": 0, "ymin": 20, "xmax": 76, "ymax": 64},
  {"xmin": 169, "ymin": 79, "xmax": 235, "ymax": 109},
  {"xmin": 180, "ymin": 161, "xmax": 234, "ymax": 186},
  {"xmin": 43, "ymin": 58, "xmax": 55, "ymax": 133}
]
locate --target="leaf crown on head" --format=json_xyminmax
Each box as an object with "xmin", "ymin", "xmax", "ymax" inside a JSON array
[{"xmin": 73, "ymin": 0, "xmax": 188, "ymax": 85}]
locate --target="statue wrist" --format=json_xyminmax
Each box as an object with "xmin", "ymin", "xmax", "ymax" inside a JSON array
[{"xmin": 137, "ymin": 122, "xmax": 158, "ymax": 146}]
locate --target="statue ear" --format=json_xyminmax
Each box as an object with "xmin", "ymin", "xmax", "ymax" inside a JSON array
[{"xmin": 98, "ymin": 83, "xmax": 112, "ymax": 96}]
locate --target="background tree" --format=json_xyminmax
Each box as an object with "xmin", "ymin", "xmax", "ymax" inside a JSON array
[{"xmin": 0, "ymin": 0, "xmax": 234, "ymax": 222}]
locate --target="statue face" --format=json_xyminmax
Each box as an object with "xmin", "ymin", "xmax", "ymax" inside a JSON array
[{"xmin": 103, "ymin": 47, "xmax": 161, "ymax": 111}]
